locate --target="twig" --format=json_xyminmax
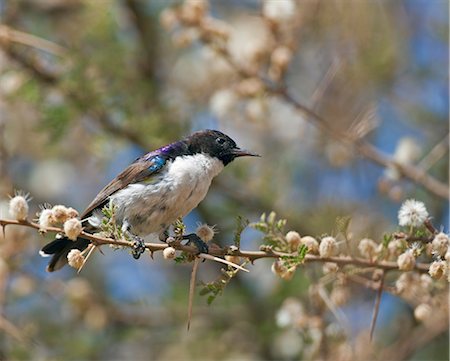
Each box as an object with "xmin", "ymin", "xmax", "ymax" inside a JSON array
[
  {"xmin": 187, "ymin": 258, "xmax": 200, "ymax": 330},
  {"xmin": 204, "ymin": 41, "xmax": 450, "ymax": 200},
  {"xmin": 0, "ymin": 24, "xmax": 67, "ymax": 56},
  {"xmin": 369, "ymin": 270, "xmax": 385, "ymax": 341}
]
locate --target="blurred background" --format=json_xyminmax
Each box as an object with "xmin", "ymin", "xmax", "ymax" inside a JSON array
[{"xmin": 0, "ymin": 0, "xmax": 448, "ymax": 360}]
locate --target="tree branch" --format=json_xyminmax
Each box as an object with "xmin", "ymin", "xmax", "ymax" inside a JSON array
[{"xmin": 0, "ymin": 218, "xmax": 432, "ymax": 273}]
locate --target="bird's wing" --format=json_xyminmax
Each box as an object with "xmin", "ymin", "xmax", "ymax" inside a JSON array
[{"xmin": 81, "ymin": 154, "xmax": 167, "ymax": 219}]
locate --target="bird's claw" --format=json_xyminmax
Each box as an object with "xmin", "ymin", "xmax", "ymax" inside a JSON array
[
  {"xmin": 183, "ymin": 233, "xmax": 209, "ymax": 254},
  {"xmin": 131, "ymin": 237, "xmax": 146, "ymax": 259}
]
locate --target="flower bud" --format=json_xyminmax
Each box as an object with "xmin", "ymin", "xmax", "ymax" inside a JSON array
[
  {"xmin": 9, "ymin": 195, "xmax": 29, "ymax": 221},
  {"xmin": 431, "ymin": 232, "xmax": 449, "ymax": 257},
  {"xmin": 52, "ymin": 205, "xmax": 70, "ymax": 223},
  {"xmin": 414, "ymin": 303, "xmax": 432, "ymax": 322},
  {"xmin": 397, "ymin": 250, "xmax": 415, "ymax": 271},
  {"xmin": 67, "ymin": 249, "xmax": 85, "ymax": 269},
  {"xmin": 300, "ymin": 236, "xmax": 319, "ymax": 254},
  {"xmin": 286, "ymin": 231, "xmax": 301, "ymax": 251},
  {"xmin": 64, "ymin": 218, "xmax": 82, "ymax": 241},
  {"xmin": 428, "ymin": 260, "xmax": 447, "ymax": 280},
  {"xmin": 358, "ymin": 238, "xmax": 378, "ymax": 260},
  {"xmin": 39, "ymin": 209, "xmax": 54, "ymax": 229},
  {"xmin": 163, "ymin": 246, "xmax": 176, "ymax": 260},
  {"xmin": 319, "ymin": 236, "xmax": 337, "ymax": 258},
  {"xmin": 196, "ymin": 224, "xmax": 215, "ymax": 242}
]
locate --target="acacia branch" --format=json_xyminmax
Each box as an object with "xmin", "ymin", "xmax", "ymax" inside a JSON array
[
  {"xmin": 0, "ymin": 218, "xmax": 431, "ymax": 273},
  {"xmin": 207, "ymin": 42, "xmax": 450, "ymax": 200}
]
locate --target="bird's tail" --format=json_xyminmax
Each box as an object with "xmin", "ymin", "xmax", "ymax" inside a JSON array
[{"xmin": 40, "ymin": 236, "xmax": 90, "ymax": 272}]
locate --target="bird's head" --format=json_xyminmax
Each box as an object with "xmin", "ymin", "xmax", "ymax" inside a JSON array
[{"xmin": 186, "ymin": 130, "xmax": 259, "ymax": 165}]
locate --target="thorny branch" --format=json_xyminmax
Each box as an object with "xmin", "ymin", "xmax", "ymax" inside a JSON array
[
  {"xmin": 206, "ymin": 42, "xmax": 450, "ymax": 200},
  {"xmin": 0, "ymin": 218, "xmax": 432, "ymax": 273}
]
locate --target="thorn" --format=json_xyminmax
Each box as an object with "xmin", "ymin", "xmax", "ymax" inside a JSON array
[
  {"xmin": 187, "ymin": 258, "xmax": 200, "ymax": 331},
  {"xmin": 78, "ymin": 245, "xmax": 97, "ymax": 274},
  {"xmin": 370, "ymin": 270, "xmax": 385, "ymax": 341},
  {"xmin": 198, "ymin": 253, "xmax": 249, "ymax": 272}
]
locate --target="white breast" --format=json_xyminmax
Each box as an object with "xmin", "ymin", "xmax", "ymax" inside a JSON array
[{"xmin": 107, "ymin": 153, "xmax": 224, "ymax": 236}]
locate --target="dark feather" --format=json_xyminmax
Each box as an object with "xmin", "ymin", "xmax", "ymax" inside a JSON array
[
  {"xmin": 45, "ymin": 237, "xmax": 90, "ymax": 272},
  {"xmin": 81, "ymin": 154, "xmax": 168, "ymax": 218}
]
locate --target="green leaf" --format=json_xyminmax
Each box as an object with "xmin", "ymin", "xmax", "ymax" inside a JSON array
[{"xmin": 233, "ymin": 215, "xmax": 249, "ymax": 248}]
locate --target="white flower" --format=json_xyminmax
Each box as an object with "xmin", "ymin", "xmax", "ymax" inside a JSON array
[
  {"xmin": 52, "ymin": 205, "xmax": 70, "ymax": 223},
  {"xmin": 428, "ymin": 260, "xmax": 447, "ymax": 280},
  {"xmin": 39, "ymin": 209, "xmax": 54, "ymax": 229},
  {"xmin": 64, "ymin": 218, "xmax": 82, "ymax": 240},
  {"xmin": 163, "ymin": 247, "xmax": 176, "ymax": 260},
  {"xmin": 397, "ymin": 250, "xmax": 415, "ymax": 271},
  {"xmin": 285, "ymin": 231, "xmax": 301, "ymax": 251},
  {"xmin": 196, "ymin": 224, "xmax": 216, "ymax": 242},
  {"xmin": 358, "ymin": 238, "xmax": 378, "ymax": 260},
  {"xmin": 398, "ymin": 199, "xmax": 429, "ymax": 227},
  {"xmin": 9, "ymin": 195, "xmax": 29, "ymax": 221},
  {"xmin": 414, "ymin": 303, "xmax": 431, "ymax": 322},
  {"xmin": 67, "ymin": 249, "xmax": 84, "ymax": 269},
  {"xmin": 263, "ymin": 0, "xmax": 296, "ymax": 23},
  {"xmin": 319, "ymin": 236, "xmax": 337, "ymax": 258},
  {"xmin": 301, "ymin": 236, "xmax": 319, "ymax": 254},
  {"xmin": 431, "ymin": 232, "xmax": 449, "ymax": 257}
]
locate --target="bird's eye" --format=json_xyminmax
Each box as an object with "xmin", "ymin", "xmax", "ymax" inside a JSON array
[{"xmin": 216, "ymin": 137, "xmax": 226, "ymax": 145}]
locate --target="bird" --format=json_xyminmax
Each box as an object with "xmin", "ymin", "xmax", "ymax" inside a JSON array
[{"xmin": 40, "ymin": 129, "xmax": 259, "ymax": 272}]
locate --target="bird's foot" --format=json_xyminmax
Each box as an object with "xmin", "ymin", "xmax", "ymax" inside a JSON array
[
  {"xmin": 131, "ymin": 236, "xmax": 146, "ymax": 259},
  {"xmin": 182, "ymin": 233, "xmax": 209, "ymax": 254}
]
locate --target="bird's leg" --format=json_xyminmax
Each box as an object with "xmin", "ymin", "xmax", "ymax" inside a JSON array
[
  {"xmin": 122, "ymin": 221, "xmax": 146, "ymax": 259},
  {"xmin": 182, "ymin": 233, "xmax": 209, "ymax": 254}
]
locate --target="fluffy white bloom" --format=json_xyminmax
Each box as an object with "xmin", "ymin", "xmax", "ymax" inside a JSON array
[
  {"xmin": 358, "ymin": 238, "xmax": 378, "ymax": 259},
  {"xmin": 319, "ymin": 236, "xmax": 337, "ymax": 258},
  {"xmin": 263, "ymin": 0, "xmax": 296, "ymax": 23},
  {"xmin": 39, "ymin": 209, "xmax": 54, "ymax": 229},
  {"xmin": 414, "ymin": 303, "xmax": 431, "ymax": 322},
  {"xmin": 428, "ymin": 260, "xmax": 447, "ymax": 280},
  {"xmin": 64, "ymin": 218, "xmax": 82, "ymax": 240},
  {"xmin": 397, "ymin": 250, "xmax": 415, "ymax": 271},
  {"xmin": 398, "ymin": 199, "xmax": 429, "ymax": 227},
  {"xmin": 163, "ymin": 247, "xmax": 176, "ymax": 260},
  {"xmin": 301, "ymin": 236, "xmax": 319, "ymax": 254},
  {"xmin": 52, "ymin": 205, "xmax": 70, "ymax": 223},
  {"xmin": 9, "ymin": 195, "xmax": 29, "ymax": 221},
  {"xmin": 431, "ymin": 232, "xmax": 449, "ymax": 257},
  {"xmin": 67, "ymin": 249, "xmax": 84, "ymax": 269},
  {"xmin": 285, "ymin": 231, "xmax": 301, "ymax": 251},
  {"xmin": 196, "ymin": 224, "xmax": 215, "ymax": 242}
]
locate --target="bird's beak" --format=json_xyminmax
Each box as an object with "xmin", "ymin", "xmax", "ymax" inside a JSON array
[{"xmin": 231, "ymin": 148, "xmax": 261, "ymax": 157}]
